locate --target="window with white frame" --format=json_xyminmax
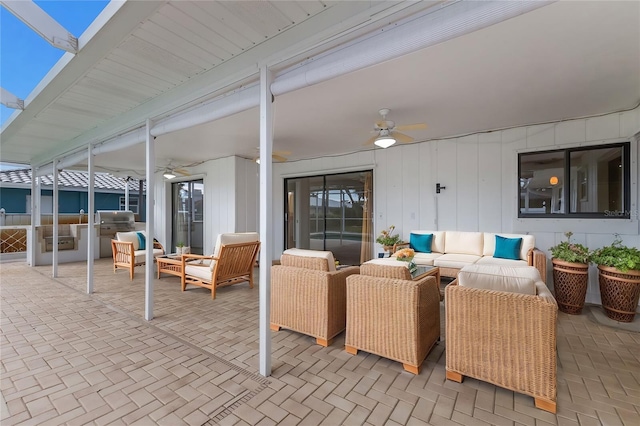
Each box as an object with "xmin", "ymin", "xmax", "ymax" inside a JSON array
[{"xmin": 119, "ymin": 196, "xmax": 139, "ymax": 214}]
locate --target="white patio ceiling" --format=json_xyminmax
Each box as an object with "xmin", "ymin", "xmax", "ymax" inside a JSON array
[{"xmin": 1, "ymin": 0, "xmax": 639, "ymax": 178}]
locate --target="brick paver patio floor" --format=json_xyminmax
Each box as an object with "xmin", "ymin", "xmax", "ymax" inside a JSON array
[{"xmin": 1, "ymin": 259, "xmax": 639, "ymax": 425}]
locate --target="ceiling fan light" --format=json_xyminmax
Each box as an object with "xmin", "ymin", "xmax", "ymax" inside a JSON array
[
  {"xmin": 374, "ymin": 136, "xmax": 396, "ymax": 148},
  {"xmin": 163, "ymin": 171, "xmax": 176, "ymax": 179}
]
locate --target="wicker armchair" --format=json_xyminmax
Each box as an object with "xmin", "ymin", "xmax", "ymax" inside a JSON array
[
  {"xmin": 111, "ymin": 231, "xmax": 164, "ymax": 280},
  {"xmin": 445, "ymin": 265, "xmax": 558, "ymax": 413},
  {"xmin": 270, "ymin": 249, "xmax": 359, "ymax": 346},
  {"xmin": 181, "ymin": 232, "xmax": 260, "ymax": 299},
  {"xmin": 345, "ymin": 261, "xmax": 441, "ymax": 374}
]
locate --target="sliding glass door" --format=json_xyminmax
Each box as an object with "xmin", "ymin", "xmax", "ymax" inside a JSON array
[
  {"xmin": 285, "ymin": 171, "xmax": 373, "ymax": 265},
  {"xmin": 171, "ymin": 179, "xmax": 204, "ymax": 254}
]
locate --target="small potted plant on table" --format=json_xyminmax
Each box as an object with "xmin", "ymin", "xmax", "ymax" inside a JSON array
[
  {"xmin": 549, "ymin": 232, "xmax": 591, "ymax": 315},
  {"xmin": 591, "ymin": 235, "xmax": 640, "ymax": 322},
  {"xmin": 376, "ymin": 225, "xmax": 402, "ymax": 256}
]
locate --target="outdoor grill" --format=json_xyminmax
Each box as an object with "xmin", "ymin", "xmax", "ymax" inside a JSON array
[{"xmin": 96, "ymin": 210, "xmax": 135, "ymax": 237}]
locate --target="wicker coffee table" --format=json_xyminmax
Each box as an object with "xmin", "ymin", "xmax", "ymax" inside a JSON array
[{"xmin": 156, "ymin": 254, "xmax": 183, "ymax": 278}]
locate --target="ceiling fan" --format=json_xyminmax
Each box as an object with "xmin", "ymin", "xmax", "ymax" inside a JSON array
[
  {"xmin": 253, "ymin": 148, "xmax": 291, "ymax": 164},
  {"xmin": 162, "ymin": 160, "xmax": 191, "ymax": 179},
  {"xmin": 364, "ymin": 108, "xmax": 427, "ymax": 148}
]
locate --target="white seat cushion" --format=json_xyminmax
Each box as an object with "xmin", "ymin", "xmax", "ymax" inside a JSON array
[
  {"xmin": 364, "ymin": 258, "xmax": 410, "ymax": 268},
  {"xmin": 475, "ymin": 256, "xmax": 529, "ymax": 268},
  {"xmin": 282, "ymin": 248, "xmax": 336, "ymax": 272},
  {"xmin": 184, "ymin": 264, "xmax": 212, "ymax": 282},
  {"xmin": 458, "ymin": 264, "xmax": 539, "ymax": 295},
  {"xmin": 433, "ymin": 253, "xmax": 481, "ymax": 269},
  {"xmin": 133, "ymin": 248, "xmax": 163, "ymax": 263},
  {"xmin": 411, "ymin": 252, "xmax": 443, "ymax": 266}
]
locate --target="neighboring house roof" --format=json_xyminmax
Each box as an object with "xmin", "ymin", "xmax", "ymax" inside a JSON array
[{"xmin": 0, "ymin": 169, "xmax": 143, "ymax": 192}]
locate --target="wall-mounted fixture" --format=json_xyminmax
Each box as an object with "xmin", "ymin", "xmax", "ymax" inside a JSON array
[
  {"xmin": 436, "ymin": 183, "xmax": 446, "ymax": 194},
  {"xmin": 549, "ymin": 176, "xmax": 558, "ymax": 185}
]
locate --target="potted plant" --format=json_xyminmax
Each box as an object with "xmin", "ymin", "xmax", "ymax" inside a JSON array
[
  {"xmin": 376, "ymin": 225, "xmax": 402, "ymax": 255},
  {"xmin": 591, "ymin": 235, "xmax": 640, "ymax": 322},
  {"xmin": 549, "ymin": 232, "xmax": 591, "ymax": 314},
  {"xmin": 395, "ymin": 247, "xmax": 418, "ymax": 275},
  {"xmin": 176, "ymin": 242, "xmax": 190, "ymax": 255}
]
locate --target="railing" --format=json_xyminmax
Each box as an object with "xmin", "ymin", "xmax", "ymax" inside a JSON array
[{"xmin": 1, "ymin": 227, "xmax": 28, "ymax": 253}]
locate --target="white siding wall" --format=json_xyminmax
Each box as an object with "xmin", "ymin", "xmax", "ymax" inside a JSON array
[
  {"xmin": 156, "ymin": 156, "xmax": 259, "ymax": 256},
  {"xmin": 274, "ymin": 106, "xmax": 640, "ymax": 304}
]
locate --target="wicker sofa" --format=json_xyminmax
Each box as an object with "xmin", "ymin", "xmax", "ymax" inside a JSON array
[
  {"xmin": 111, "ymin": 231, "xmax": 164, "ymax": 280},
  {"xmin": 394, "ymin": 231, "xmax": 547, "ymax": 281},
  {"xmin": 345, "ymin": 260, "xmax": 441, "ymax": 374},
  {"xmin": 270, "ymin": 249, "xmax": 359, "ymax": 346},
  {"xmin": 445, "ymin": 264, "xmax": 558, "ymax": 413}
]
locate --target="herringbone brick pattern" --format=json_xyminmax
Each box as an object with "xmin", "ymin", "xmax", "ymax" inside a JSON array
[{"xmin": 1, "ymin": 259, "xmax": 639, "ymax": 425}]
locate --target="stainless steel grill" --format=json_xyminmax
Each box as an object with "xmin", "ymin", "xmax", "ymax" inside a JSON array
[{"xmin": 96, "ymin": 211, "xmax": 135, "ymax": 237}]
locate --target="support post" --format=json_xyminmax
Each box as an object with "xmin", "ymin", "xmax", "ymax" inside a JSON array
[
  {"xmin": 52, "ymin": 159, "xmax": 59, "ymax": 277},
  {"xmin": 145, "ymin": 119, "xmax": 155, "ymax": 321},
  {"xmin": 29, "ymin": 165, "xmax": 37, "ymax": 266},
  {"xmin": 87, "ymin": 144, "xmax": 95, "ymax": 293},
  {"xmin": 259, "ymin": 65, "xmax": 273, "ymax": 377},
  {"xmin": 124, "ymin": 177, "xmax": 130, "ymax": 211}
]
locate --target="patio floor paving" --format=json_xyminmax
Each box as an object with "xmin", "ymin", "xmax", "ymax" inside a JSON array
[{"xmin": 1, "ymin": 259, "xmax": 639, "ymax": 425}]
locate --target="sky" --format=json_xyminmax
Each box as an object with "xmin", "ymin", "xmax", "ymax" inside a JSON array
[{"xmin": 0, "ymin": 0, "xmax": 109, "ymax": 136}]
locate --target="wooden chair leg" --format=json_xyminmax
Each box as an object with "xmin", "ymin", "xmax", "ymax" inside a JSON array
[
  {"xmin": 534, "ymin": 398, "xmax": 557, "ymax": 414},
  {"xmin": 403, "ymin": 364, "xmax": 420, "ymax": 375},
  {"xmin": 211, "ymin": 284, "xmax": 216, "ymax": 300},
  {"xmin": 345, "ymin": 345, "xmax": 358, "ymax": 355},
  {"xmin": 270, "ymin": 323, "xmax": 280, "ymax": 331},
  {"xmin": 316, "ymin": 338, "xmax": 332, "ymax": 347},
  {"xmin": 129, "ymin": 264, "xmax": 134, "ymax": 281},
  {"xmin": 446, "ymin": 370, "xmax": 463, "ymax": 383}
]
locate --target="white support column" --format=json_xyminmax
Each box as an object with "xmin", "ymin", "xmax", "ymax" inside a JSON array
[
  {"xmin": 1, "ymin": 0, "xmax": 78, "ymax": 52},
  {"xmin": 87, "ymin": 145, "xmax": 95, "ymax": 294},
  {"xmin": 259, "ymin": 65, "xmax": 273, "ymax": 377},
  {"xmin": 29, "ymin": 165, "xmax": 37, "ymax": 266},
  {"xmin": 145, "ymin": 119, "xmax": 155, "ymax": 321},
  {"xmin": 35, "ymin": 174, "xmax": 41, "ymax": 226},
  {"xmin": 52, "ymin": 159, "xmax": 59, "ymax": 277},
  {"xmin": 124, "ymin": 178, "xmax": 130, "ymax": 211}
]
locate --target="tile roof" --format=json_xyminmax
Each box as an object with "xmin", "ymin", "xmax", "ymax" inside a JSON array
[{"xmin": 0, "ymin": 169, "xmax": 144, "ymax": 192}]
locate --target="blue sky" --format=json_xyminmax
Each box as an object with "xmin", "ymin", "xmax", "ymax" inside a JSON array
[{"xmin": 0, "ymin": 0, "xmax": 110, "ymax": 130}]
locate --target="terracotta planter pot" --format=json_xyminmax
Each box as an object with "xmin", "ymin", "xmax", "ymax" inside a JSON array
[
  {"xmin": 597, "ymin": 265, "xmax": 640, "ymax": 323},
  {"xmin": 552, "ymin": 259, "xmax": 589, "ymax": 315}
]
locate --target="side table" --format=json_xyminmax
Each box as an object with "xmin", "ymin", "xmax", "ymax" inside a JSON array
[{"xmin": 156, "ymin": 254, "xmax": 183, "ymax": 278}]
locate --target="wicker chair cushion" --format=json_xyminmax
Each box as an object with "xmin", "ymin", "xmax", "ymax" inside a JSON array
[
  {"xmin": 483, "ymin": 233, "xmax": 535, "ymax": 261},
  {"xmin": 458, "ymin": 264, "xmax": 540, "ymax": 295},
  {"xmin": 281, "ymin": 248, "xmax": 336, "ymax": 272},
  {"xmin": 211, "ymin": 232, "xmax": 259, "ymax": 270},
  {"xmin": 412, "ymin": 252, "xmax": 442, "ymax": 266}
]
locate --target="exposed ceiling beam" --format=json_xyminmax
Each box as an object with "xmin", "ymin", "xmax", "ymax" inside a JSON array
[
  {"xmin": 0, "ymin": 87, "xmax": 24, "ymax": 109},
  {"xmin": 0, "ymin": 0, "xmax": 78, "ymax": 53}
]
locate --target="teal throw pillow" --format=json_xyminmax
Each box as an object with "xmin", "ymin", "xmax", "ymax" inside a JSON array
[
  {"xmin": 410, "ymin": 233, "xmax": 433, "ymax": 253},
  {"xmin": 494, "ymin": 235, "xmax": 522, "ymax": 260},
  {"xmin": 136, "ymin": 232, "xmax": 146, "ymax": 250}
]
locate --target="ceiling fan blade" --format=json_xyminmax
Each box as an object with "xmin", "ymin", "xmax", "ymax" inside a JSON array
[
  {"xmin": 274, "ymin": 150, "xmax": 292, "ymax": 156},
  {"xmin": 272, "ymin": 154, "xmax": 288, "ymax": 162},
  {"xmin": 364, "ymin": 135, "xmax": 378, "ymax": 146},
  {"xmin": 393, "ymin": 132, "xmax": 414, "ymax": 143},
  {"xmin": 395, "ymin": 123, "xmax": 427, "ymax": 131},
  {"xmin": 174, "ymin": 168, "xmax": 191, "ymax": 176}
]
